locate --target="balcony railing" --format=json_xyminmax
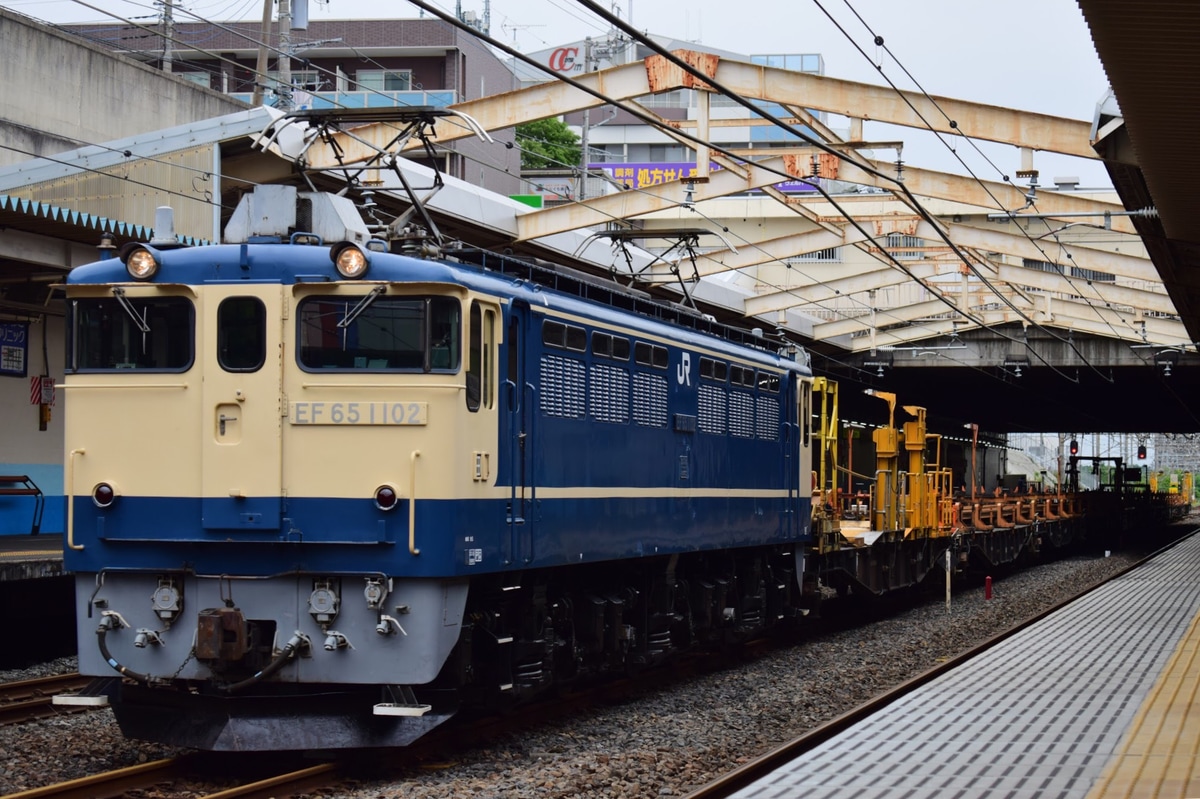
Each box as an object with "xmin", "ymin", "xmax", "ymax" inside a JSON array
[{"xmin": 229, "ymin": 89, "xmax": 458, "ymax": 110}]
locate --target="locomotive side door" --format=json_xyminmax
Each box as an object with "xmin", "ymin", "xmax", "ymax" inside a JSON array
[
  {"xmin": 199, "ymin": 285, "xmax": 283, "ymax": 531},
  {"xmin": 781, "ymin": 374, "xmax": 797, "ymax": 540},
  {"xmin": 501, "ymin": 300, "xmax": 534, "ymax": 564}
]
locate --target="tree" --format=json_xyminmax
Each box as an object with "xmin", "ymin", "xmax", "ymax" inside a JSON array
[{"xmin": 515, "ymin": 118, "xmax": 581, "ymax": 170}]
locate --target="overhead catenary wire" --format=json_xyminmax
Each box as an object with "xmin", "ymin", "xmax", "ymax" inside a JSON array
[
  {"xmin": 509, "ymin": 125, "xmax": 972, "ymax": 344},
  {"xmin": 399, "ymin": 3, "xmax": 965, "ymax": 293},
  {"xmin": 113, "ymin": 0, "xmax": 954, "ymax": 348},
  {"xmin": 556, "ymin": 0, "xmax": 1102, "ymax": 385},
  {"xmin": 502, "ymin": 125, "xmax": 964, "ymax": 347},
  {"xmin": 402, "ymin": 0, "xmax": 1012, "ymax": 355},
  {"xmin": 811, "ymin": 0, "xmax": 1200, "ymax": 426}
]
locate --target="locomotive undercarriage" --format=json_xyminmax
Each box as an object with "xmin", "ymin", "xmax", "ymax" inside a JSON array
[
  {"xmin": 77, "ymin": 519, "xmax": 1090, "ymax": 752},
  {"xmin": 440, "ymin": 546, "xmax": 809, "ymax": 707}
]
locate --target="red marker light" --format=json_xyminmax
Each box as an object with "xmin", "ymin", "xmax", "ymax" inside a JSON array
[
  {"xmin": 92, "ymin": 483, "xmax": 115, "ymax": 508},
  {"xmin": 374, "ymin": 486, "xmax": 398, "ymax": 511}
]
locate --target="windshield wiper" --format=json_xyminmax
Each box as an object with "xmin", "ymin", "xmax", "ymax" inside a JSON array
[
  {"xmin": 112, "ymin": 287, "xmax": 150, "ymax": 333},
  {"xmin": 338, "ymin": 285, "xmax": 386, "ymax": 329}
]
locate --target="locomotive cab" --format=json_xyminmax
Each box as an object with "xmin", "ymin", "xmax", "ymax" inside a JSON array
[{"xmin": 60, "ymin": 189, "xmax": 499, "ymax": 747}]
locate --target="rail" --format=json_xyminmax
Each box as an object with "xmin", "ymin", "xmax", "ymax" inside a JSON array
[{"xmin": 0, "ymin": 673, "xmax": 92, "ymax": 726}]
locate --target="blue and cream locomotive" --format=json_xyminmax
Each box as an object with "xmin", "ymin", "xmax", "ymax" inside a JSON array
[{"xmin": 60, "ymin": 185, "xmax": 813, "ymax": 750}]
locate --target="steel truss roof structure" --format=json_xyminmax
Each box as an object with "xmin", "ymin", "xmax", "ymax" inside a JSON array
[{"xmin": 295, "ymin": 49, "xmax": 1181, "ymax": 354}]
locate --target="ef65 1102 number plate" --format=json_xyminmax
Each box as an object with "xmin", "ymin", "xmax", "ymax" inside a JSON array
[{"xmin": 289, "ymin": 401, "xmax": 427, "ymax": 425}]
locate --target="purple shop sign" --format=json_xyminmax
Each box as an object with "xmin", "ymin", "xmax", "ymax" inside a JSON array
[{"xmin": 589, "ymin": 162, "xmax": 819, "ymax": 193}]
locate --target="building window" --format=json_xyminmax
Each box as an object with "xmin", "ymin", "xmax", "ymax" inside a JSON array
[
  {"xmin": 750, "ymin": 54, "xmax": 824, "ymax": 74},
  {"xmin": 291, "ymin": 70, "xmax": 325, "ymax": 90},
  {"xmin": 177, "ymin": 71, "xmax": 211, "ymax": 88},
  {"xmin": 355, "ymin": 69, "xmax": 413, "ymax": 92},
  {"xmin": 648, "ymin": 143, "xmax": 685, "ymax": 161},
  {"xmin": 1022, "ymin": 258, "xmax": 1116, "ymax": 283},
  {"xmin": 266, "ymin": 70, "xmax": 324, "ymax": 91},
  {"xmin": 884, "ymin": 232, "xmax": 924, "ymax": 260},
  {"xmin": 789, "ymin": 247, "xmax": 842, "ymax": 263}
]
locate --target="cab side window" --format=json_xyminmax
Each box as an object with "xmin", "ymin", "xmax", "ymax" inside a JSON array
[{"xmin": 467, "ymin": 301, "xmax": 498, "ymax": 412}]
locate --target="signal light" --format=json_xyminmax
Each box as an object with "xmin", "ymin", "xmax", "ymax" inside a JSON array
[
  {"xmin": 1137, "ymin": 445, "xmax": 1147, "ymax": 460},
  {"xmin": 1069, "ymin": 439, "xmax": 1079, "ymax": 455}
]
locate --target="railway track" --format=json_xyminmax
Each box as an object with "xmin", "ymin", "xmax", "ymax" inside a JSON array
[
  {"xmin": 0, "ymin": 755, "xmax": 338, "ymax": 799},
  {"xmin": 0, "ymin": 674, "xmax": 92, "ymax": 726},
  {"xmin": 678, "ymin": 544, "xmax": 1169, "ymax": 799},
  {"xmin": 0, "ymin": 660, "xmax": 710, "ymax": 799}
]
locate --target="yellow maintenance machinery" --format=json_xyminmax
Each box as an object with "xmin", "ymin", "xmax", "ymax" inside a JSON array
[{"xmin": 808, "ymin": 378, "xmax": 1084, "ymax": 595}]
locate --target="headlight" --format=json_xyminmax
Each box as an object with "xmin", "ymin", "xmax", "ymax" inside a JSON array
[
  {"xmin": 332, "ymin": 242, "xmax": 370, "ymax": 279},
  {"xmin": 121, "ymin": 245, "xmax": 161, "ymax": 280}
]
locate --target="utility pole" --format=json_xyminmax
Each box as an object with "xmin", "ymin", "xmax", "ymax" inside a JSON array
[
  {"xmin": 251, "ymin": 0, "xmax": 271, "ymax": 106},
  {"xmin": 576, "ymin": 28, "xmax": 631, "ymax": 200},
  {"xmin": 277, "ymin": 0, "xmax": 293, "ymax": 109},
  {"xmin": 161, "ymin": 0, "xmax": 175, "ymax": 73},
  {"xmin": 578, "ymin": 37, "xmax": 594, "ymax": 200}
]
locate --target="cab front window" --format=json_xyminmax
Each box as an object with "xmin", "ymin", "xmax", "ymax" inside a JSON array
[
  {"xmin": 297, "ymin": 294, "xmax": 461, "ymax": 372},
  {"xmin": 69, "ymin": 296, "xmax": 194, "ymax": 372}
]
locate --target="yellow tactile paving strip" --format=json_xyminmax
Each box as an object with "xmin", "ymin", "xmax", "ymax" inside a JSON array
[
  {"xmin": 0, "ymin": 535, "xmax": 61, "ymax": 560},
  {"xmin": 1086, "ymin": 605, "xmax": 1200, "ymax": 799},
  {"xmin": 0, "ymin": 548, "xmax": 60, "ymax": 559}
]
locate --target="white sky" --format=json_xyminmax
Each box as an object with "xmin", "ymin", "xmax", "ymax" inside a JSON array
[{"xmin": 3, "ymin": 0, "xmax": 1113, "ymax": 187}]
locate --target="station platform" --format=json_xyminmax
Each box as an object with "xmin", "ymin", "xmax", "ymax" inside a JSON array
[
  {"xmin": 731, "ymin": 529, "xmax": 1200, "ymax": 799},
  {"xmin": 0, "ymin": 533, "xmax": 63, "ymax": 581},
  {"xmin": 0, "ymin": 534, "xmax": 71, "ymax": 667}
]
